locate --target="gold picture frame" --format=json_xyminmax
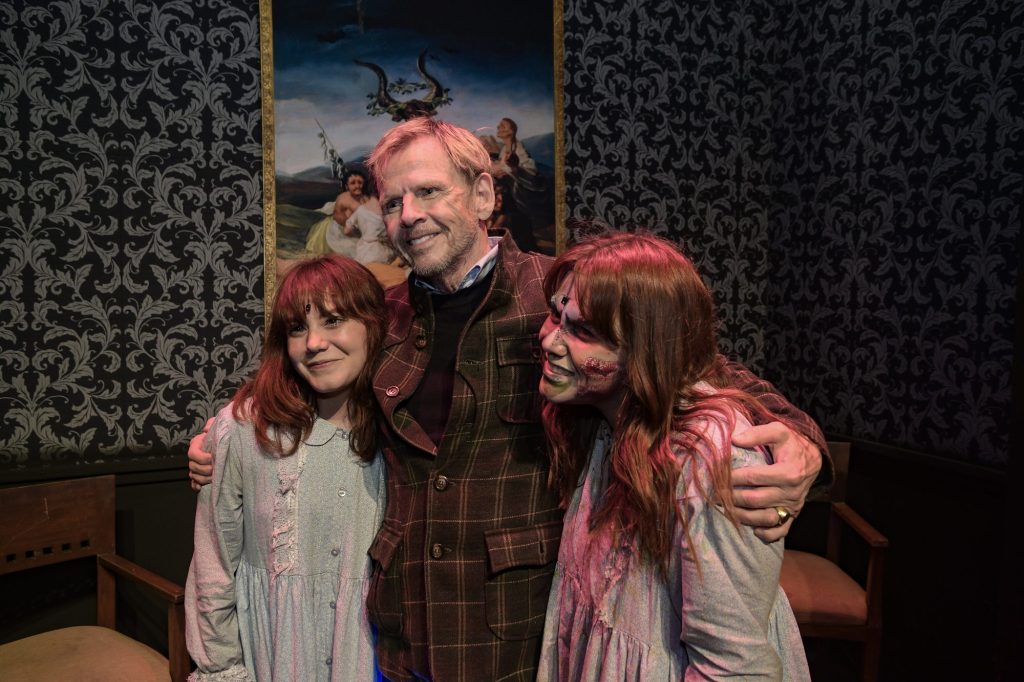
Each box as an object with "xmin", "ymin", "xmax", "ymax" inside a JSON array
[{"xmin": 258, "ymin": 0, "xmax": 566, "ymax": 316}]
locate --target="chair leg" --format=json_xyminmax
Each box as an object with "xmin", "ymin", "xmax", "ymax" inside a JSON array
[
  {"xmin": 168, "ymin": 602, "xmax": 190, "ymax": 682},
  {"xmin": 862, "ymin": 628, "xmax": 882, "ymax": 682}
]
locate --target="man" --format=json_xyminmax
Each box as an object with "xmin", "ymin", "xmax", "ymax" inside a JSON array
[{"xmin": 190, "ymin": 119, "xmax": 827, "ymax": 681}]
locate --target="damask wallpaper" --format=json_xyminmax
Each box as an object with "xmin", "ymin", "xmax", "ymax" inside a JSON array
[
  {"xmin": 0, "ymin": 0, "xmax": 264, "ymax": 466},
  {"xmin": 1, "ymin": 0, "xmax": 1020, "ymax": 470},
  {"xmin": 563, "ymin": 0, "xmax": 1021, "ymax": 466}
]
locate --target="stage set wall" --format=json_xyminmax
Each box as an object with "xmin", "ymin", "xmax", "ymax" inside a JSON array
[{"xmin": 1, "ymin": 1, "xmax": 1020, "ymax": 679}]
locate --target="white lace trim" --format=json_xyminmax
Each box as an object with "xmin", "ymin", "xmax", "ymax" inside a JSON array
[
  {"xmin": 270, "ymin": 444, "xmax": 308, "ymax": 583},
  {"xmin": 188, "ymin": 663, "xmax": 254, "ymax": 682}
]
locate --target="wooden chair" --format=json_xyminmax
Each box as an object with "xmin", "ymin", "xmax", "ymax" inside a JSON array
[
  {"xmin": 0, "ymin": 475, "xmax": 189, "ymax": 682},
  {"xmin": 780, "ymin": 441, "xmax": 888, "ymax": 682}
]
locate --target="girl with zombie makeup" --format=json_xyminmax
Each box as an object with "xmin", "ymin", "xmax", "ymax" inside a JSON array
[
  {"xmin": 536, "ymin": 233, "xmax": 810, "ymax": 681},
  {"xmin": 185, "ymin": 255, "xmax": 386, "ymax": 682}
]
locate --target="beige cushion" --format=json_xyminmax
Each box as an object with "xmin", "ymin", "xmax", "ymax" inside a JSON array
[
  {"xmin": 0, "ymin": 625, "xmax": 170, "ymax": 681},
  {"xmin": 780, "ymin": 550, "xmax": 867, "ymax": 625}
]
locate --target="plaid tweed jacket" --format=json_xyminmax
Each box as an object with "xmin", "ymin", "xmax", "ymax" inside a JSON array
[
  {"xmin": 369, "ymin": 233, "xmax": 561, "ymax": 681},
  {"xmin": 366, "ymin": 232, "xmax": 830, "ymax": 681}
]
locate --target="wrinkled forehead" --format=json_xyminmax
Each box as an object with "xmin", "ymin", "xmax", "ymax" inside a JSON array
[{"xmin": 384, "ymin": 136, "xmax": 481, "ymax": 189}]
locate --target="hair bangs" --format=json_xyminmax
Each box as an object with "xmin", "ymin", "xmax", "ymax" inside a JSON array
[
  {"xmin": 272, "ymin": 261, "xmax": 373, "ymax": 331},
  {"xmin": 571, "ymin": 256, "xmax": 627, "ymax": 349}
]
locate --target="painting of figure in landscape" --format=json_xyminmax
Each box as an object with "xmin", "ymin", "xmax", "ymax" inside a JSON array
[{"xmin": 261, "ymin": 0, "xmax": 559, "ymax": 283}]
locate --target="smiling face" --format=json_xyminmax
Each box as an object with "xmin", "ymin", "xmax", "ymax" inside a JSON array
[
  {"xmin": 538, "ymin": 273, "xmax": 626, "ymax": 421},
  {"xmin": 286, "ymin": 305, "xmax": 370, "ymax": 422},
  {"xmin": 378, "ymin": 137, "xmax": 493, "ymax": 291}
]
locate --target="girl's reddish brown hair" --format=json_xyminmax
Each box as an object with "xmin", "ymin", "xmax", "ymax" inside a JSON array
[
  {"xmin": 542, "ymin": 231, "xmax": 791, "ymax": 571},
  {"xmin": 232, "ymin": 255, "xmax": 386, "ymax": 460}
]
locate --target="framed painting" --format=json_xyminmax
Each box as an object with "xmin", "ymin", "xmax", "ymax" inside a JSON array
[{"xmin": 259, "ymin": 0, "xmax": 565, "ymax": 309}]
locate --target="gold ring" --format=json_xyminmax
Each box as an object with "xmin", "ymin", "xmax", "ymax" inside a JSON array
[{"xmin": 775, "ymin": 507, "xmax": 792, "ymax": 526}]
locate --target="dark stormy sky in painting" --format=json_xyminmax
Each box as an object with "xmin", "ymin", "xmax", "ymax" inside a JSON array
[{"xmin": 266, "ymin": 0, "xmax": 555, "ymax": 173}]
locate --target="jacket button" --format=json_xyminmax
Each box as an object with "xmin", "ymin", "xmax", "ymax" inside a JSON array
[
  {"xmin": 414, "ymin": 334, "xmax": 427, "ymax": 349},
  {"xmin": 385, "ymin": 386, "xmax": 400, "ymax": 398},
  {"xmin": 434, "ymin": 475, "xmax": 449, "ymax": 491},
  {"xmin": 431, "ymin": 543, "xmax": 444, "ymax": 559}
]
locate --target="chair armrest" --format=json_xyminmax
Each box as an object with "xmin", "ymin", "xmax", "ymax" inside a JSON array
[
  {"xmin": 97, "ymin": 553, "xmax": 185, "ymax": 604},
  {"xmin": 832, "ymin": 502, "xmax": 889, "ymax": 548}
]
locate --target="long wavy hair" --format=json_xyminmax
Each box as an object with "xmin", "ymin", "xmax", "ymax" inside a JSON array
[
  {"xmin": 232, "ymin": 255, "xmax": 386, "ymax": 461},
  {"xmin": 542, "ymin": 232, "xmax": 789, "ymax": 571}
]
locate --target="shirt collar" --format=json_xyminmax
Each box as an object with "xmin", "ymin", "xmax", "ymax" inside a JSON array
[
  {"xmin": 303, "ymin": 417, "xmax": 351, "ymax": 446},
  {"xmin": 412, "ymin": 236, "xmax": 501, "ymax": 294}
]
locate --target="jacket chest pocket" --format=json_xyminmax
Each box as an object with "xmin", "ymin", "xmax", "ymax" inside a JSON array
[
  {"xmin": 495, "ymin": 334, "xmax": 543, "ymax": 424},
  {"xmin": 366, "ymin": 520, "xmax": 405, "ymax": 636}
]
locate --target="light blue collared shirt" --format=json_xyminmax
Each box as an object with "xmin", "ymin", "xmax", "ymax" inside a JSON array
[{"xmin": 412, "ymin": 236, "xmax": 502, "ymax": 294}]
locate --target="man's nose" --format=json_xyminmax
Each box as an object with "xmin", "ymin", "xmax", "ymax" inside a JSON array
[{"xmin": 400, "ymin": 195, "xmax": 424, "ymax": 226}]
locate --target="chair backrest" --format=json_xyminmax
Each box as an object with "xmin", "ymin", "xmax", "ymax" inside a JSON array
[
  {"xmin": 0, "ymin": 475, "xmax": 115, "ymax": 576},
  {"xmin": 826, "ymin": 440, "xmax": 850, "ymax": 503}
]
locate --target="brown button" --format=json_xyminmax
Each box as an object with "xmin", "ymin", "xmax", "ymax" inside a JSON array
[
  {"xmin": 434, "ymin": 475, "xmax": 449, "ymax": 491},
  {"xmin": 414, "ymin": 334, "xmax": 427, "ymax": 349},
  {"xmin": 385, "ymin": 386, "xmax": 400, "ymax": 398},
  {"xmin": 430, "ymin": 543, "xmax": 444, "ymax": 559}
]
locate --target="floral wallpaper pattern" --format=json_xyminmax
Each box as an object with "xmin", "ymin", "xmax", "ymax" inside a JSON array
[{"xmin": 1, "ymin": 0, "xmax": 1019, "ymax": 469}]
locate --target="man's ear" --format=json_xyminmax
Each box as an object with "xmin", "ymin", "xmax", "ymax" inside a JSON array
[{"xmin": 472, "ymin": 172, "xmax": 496, "ymax": 220}]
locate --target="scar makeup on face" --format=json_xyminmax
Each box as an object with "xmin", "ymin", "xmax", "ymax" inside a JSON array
[
  {"xmin": 581, "ymin": 356, "xmax": 619, "ymax": 378},
  {"xmin": 576, "ymin": 356, "xmax": 622, "ymax": 397},
  {"xmin": 539, "ymin": 274, "xmax": 626, "ymax": 416}
]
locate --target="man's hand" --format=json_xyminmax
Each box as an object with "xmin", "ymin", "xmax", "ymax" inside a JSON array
[
  {"xmin": 188, "ymin": 417, "xmax": 216, "ymax": 491},
  {"xmin": 731, "ymin": 422, "xmax": 822, "ymax": 543}
]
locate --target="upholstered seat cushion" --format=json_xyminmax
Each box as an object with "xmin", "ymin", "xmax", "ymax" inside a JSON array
[
  {"xmin": 780, "ymin": 550, "xmax": 867, "ymax": 625},
  {"xmin": 0, "ymin": 625, "xmax": 170, "ymax": 681}
]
